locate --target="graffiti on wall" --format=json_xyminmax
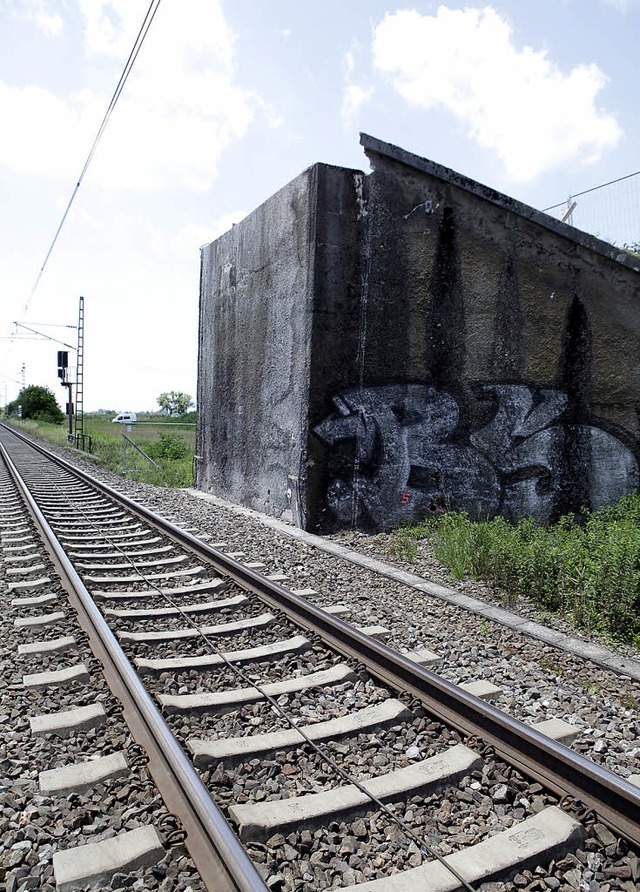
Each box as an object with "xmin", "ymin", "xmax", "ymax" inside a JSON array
[{"xmin": 313, "ymin": 383, "xmax": 639, "ymax": 528}]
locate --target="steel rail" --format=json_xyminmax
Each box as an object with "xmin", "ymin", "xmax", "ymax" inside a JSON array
[
  {"xmin": 0, "ymin": 434, "xmax": 268, "ymax": 892},
  {"xmin": 3, "ymin": 423, "xmax": 640, "ymax": 847}
]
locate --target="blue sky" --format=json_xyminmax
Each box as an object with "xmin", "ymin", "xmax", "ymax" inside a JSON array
[{"xmin": 1, "ymin": 0, "xmax": 638, "ymax": 411}]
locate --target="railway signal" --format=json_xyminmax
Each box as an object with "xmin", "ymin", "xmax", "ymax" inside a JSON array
[{"xmin": 56, "ymin": 349, "xmax": 73, "ymax": 443}]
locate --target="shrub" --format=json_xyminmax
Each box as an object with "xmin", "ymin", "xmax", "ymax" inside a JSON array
[
  {"xmin": 149, "ymin": 433, "xmax": 190, "ymax": 461},
  {"xmin": 8, "ymin": 385, "xmax": 64, "ymax": 424},
  {"xmin": 393, "ymin": 497, "xmax": 640, "ymax": 644}
]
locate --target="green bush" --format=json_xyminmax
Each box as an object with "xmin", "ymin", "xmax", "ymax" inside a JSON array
[
  {"xmin": 148, "ymin": 432, "xmax": 190, "ymax": 461},
  {"xmin": 93, "ymin": 432, "xmax": 194, "ymax": 486},
  {"xmin": 8, "ymin": 385, "xmax": 64, "ymax": 424},
  {"xmin": 392, "ymin": 496, "xmax": 640, "ymax": 644}
]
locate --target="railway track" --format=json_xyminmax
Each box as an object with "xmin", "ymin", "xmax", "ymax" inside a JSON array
[{"xmin": 1, "ymin": 422, "xmax": 639, "ymax": 892}]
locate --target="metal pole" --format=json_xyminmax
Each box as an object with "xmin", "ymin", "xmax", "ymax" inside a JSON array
[
  {"xmin": 62, "ymin": 382, "xmax": 74, "ymax": 444},
  {"xmin": 74, "ymin": 296, "xmax": 85, "ymax": 441}
]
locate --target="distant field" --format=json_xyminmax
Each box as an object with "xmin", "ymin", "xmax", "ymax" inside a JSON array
[
  {"xmin": 3, "ymin": 414, "xmax": 196, "ymax": 487},
  {"xmin": 84, "ymin": 414, "xmax": 196, "ymax": 449}
]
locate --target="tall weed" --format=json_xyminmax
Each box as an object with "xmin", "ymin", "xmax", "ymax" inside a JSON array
[{"xmin": 398, "ymin": 496, "xmax": 640, "ymax": 644}]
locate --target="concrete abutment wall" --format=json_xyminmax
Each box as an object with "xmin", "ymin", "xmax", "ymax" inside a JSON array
[{"xmin": 197, "ymin": 135, "xmax": 640, "ymax": 532}]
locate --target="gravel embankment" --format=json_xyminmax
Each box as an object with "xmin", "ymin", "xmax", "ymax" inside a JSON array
[
  {"xmin": 2, "ymin": 438, "xmax": 639, "ymax": 891},
  {"xmin": 38, "ymin": 445, "xmax": 640, "ymax": 784},
  {"xmin": 0, "ymin": 493, "xmax": 206, "ymax": 891},
  {"xmin": 112, "ymin": 486, "xmax": 640, "ymax": 783}
]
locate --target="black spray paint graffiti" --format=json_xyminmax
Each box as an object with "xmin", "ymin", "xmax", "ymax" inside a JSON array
[{"xmin": 313, "ymin": 384, "xmax": 639, "ymax": 528}]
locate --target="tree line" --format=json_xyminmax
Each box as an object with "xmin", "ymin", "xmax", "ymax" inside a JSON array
[{"xmin": 4, "ymin": 387, "xmax": 194, "ymax": 423}]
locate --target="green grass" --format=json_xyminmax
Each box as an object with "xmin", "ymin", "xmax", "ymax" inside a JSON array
[
  {"xmin": 7, "ymin": 418, "xmax": 70, "ymax": 448},
  {"xmin": 389, "ymin": 498, "xmax": 640, "ymax": 645},
  {"xmin": 3, "ymin": 414, "xmax": 196, "ymax": 488}
]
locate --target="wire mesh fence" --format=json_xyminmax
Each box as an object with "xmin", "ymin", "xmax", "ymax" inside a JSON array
[{"xmin": 542, "ymin": 170, "xmax": 640, "ymax": 250}]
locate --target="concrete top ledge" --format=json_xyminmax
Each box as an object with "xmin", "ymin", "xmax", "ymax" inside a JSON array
[{"xmin": 360, "ymin": 133, "xmax": 640, "ymax": 273}]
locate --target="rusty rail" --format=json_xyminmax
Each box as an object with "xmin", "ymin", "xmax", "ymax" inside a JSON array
[
  {"xmin": 0, "ymin": 431, "xmax": 267, "ymax": 892},
  {"xmin": 2, "ymin": 421, "xmax": 640, "ymax": 849}
]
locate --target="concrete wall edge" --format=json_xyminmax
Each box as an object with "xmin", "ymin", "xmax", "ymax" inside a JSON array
[{"xmin": 359, "ymin": 132, "xmax": 640, "ymax": 274}]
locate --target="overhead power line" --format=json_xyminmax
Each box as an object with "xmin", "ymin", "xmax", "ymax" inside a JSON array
[
  {"xmin": 14, "ymin": 321, "xmax": 77, "ymax": 328},
  {"xmin": 12, "ymin": 322, "xmax": 76, "ymax": 351},
  {"xmin": 24, "ymin": 0, "xmax": 163, "ymax": 314}
]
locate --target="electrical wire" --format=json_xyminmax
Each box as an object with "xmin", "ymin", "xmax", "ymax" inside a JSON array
[
  {"xmin": 24, "ymin": 0, "xmax": 164, "ymax": 314},
  {"xmin": 13, "ymin": 322, "xmax": 77, "ymax": 328},
  {"xmin": 12, "ymin": 322, "xmax": 76, "ymax": 350}
]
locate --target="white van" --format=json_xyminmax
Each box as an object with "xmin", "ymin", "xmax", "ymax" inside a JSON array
[{"xmin": 112, "ymin": 412, "xmax": 137, "ymax": 424}]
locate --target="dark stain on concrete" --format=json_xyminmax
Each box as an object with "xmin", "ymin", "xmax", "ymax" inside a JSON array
[
  {"xmin": 426, "ymin": 206, "xmax": 466, "ymax": 396},
  {"xmin": 491, "ymin": 251, "xmax": 524, "ymax": 379},
  {"xmin": 199, "ymin": 135, "xmax": 640, "ymax": 532},
  {"xmin": 553, "ymin": 293, "xmax": 593, "ymax": 519}
]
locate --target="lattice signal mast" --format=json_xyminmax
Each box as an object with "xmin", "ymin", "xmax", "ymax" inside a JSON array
[{"xmin": 74, "ymin": 296, "xmax": 85, "ymax": 442}]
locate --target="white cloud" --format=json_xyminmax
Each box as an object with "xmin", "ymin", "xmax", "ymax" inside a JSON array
[
  {"xmin": 0, "ymin": 0, "xmax": 261, "ymax": 191},
  {"xmin": 341, "ymin": 45, "xmax": 374, "ymax": 130},
  {"xmin": 342, "ymin": 83, "xmax": 374, "ymax": 127},
  {"xmin": 372, "ymin": 6, "xmax": 621, "ymax": 181},
  {"xmin": 11, "ymin": 0, "xmax": 63, "ymax": 36},
  {"xmin": 0, "ymin": 82, "xmax": 93, "ymax": 179},
  {"xmin": 206, "ymin": 210, "xmax": 250, "ymax": 243},
  {"xmin": 151, "ymin": 213, "xmax": 249, "ymax": 259},
  {"xmin": 79, "ymin": 0, "xmax": 142, "ymax": 58}
]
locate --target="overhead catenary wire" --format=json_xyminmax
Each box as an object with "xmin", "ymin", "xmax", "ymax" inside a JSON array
[
  {"xmin": 12, "ymin": 322, "xmax": 77, "ymax": 328},
  {"xmin": 12, "ymin": 322, "xmax": 76, "ymax": 351},
  {"xmin": 24, "ymin": 0, "xmax": 163, "ymax": 315}
]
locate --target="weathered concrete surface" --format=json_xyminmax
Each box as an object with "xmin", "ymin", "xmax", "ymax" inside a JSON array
[
  {"xmin": 197, "ymin": 163, "xmax": 365, "ymax": 526},
  {"xmin": 197, "ymin": 134, "xmax": 640, "ymax": 532}
]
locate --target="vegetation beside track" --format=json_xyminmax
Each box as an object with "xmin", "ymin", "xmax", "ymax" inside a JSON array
[
  {"xmin": 3, "ymin": 413, "xmax": 195, "ymax": 487},
  {"xmin": 389, "ymin": 497, "xmax": 640, "ymax": 646}
]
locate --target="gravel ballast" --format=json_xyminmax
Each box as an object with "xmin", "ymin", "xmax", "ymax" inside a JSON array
[
  {"xmin": 0, "ymin": 473, "xmax": 206, "ymax": 891},
  {"xmin": 2, "ymin": 434, "xmax": 640, "ymax": 891}
]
